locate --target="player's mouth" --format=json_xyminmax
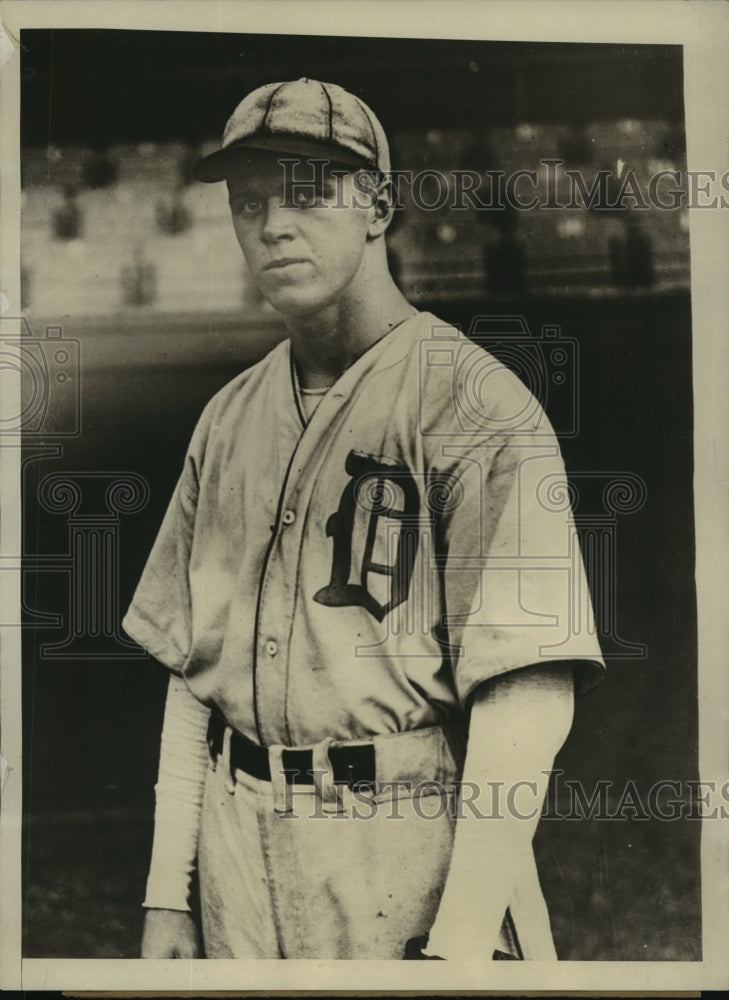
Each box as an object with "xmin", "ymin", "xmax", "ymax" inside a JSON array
[{"xmin": 262, "ymin": 258, "xmax": 310, "ymax": 272}]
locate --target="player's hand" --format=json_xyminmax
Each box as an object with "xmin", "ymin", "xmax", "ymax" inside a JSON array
[{"xmin": 141, "ymin": 908, "xmax": 201, "ymax": 958}]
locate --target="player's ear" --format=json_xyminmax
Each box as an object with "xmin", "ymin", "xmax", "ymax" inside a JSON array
[{"xmin": 366, "ymin": 175, "xmax": 397, "ymax": 239}]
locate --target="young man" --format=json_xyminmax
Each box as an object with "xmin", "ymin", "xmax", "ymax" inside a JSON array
[{"xmin": 123, "ymin": 78, "xmax": 604, "ymax": 961}]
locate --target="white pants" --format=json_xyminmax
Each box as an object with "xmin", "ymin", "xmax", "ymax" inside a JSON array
[{"xmin": 197, "ymin": 727, "xmax": 542, "ymax": 959}]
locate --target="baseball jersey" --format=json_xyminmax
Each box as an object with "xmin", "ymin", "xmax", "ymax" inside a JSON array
[{"xmin": 123, "ymin": 311, "xmax": 604, "ymax": 747}]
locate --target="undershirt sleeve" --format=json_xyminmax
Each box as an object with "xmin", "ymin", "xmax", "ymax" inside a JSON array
[{"xmin": 143, "ymin": 674, "xmax": 211, "ymax": 911}]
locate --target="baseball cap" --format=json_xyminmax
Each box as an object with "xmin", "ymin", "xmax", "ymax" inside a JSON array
[{"xmin": 193, "ymin": 78, "xmax": 391, "ymax": 182}]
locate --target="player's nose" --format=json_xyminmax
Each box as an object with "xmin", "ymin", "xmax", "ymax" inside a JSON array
[{"xmin": 260, "ymin": 196, "xmax": 296, "ymax": 242}]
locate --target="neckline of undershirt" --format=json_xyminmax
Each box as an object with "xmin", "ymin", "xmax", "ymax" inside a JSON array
[{"xmin": 290, "ymin": 308, "xmax": 420, "ymax": 424}]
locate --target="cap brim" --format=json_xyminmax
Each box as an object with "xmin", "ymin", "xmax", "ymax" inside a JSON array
[{"xmin": 193, "ymin": 134, "xmax": 376, "ymax": 182}]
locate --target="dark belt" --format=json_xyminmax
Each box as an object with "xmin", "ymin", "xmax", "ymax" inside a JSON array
[{"xmin": 207, "ymin": 711, "xmax": 376, "ymax": 789}]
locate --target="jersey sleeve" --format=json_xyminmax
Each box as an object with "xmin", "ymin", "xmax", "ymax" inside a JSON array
[
  {"xmin": 122, "ymin": 413, "xmax": 209, "ymax": 673},
  {"xmin": 437, "ymin": 429, "xmax": 605, "ymax": 705}
]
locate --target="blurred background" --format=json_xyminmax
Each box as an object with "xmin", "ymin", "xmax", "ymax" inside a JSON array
[{"xmin": 18, "ymin": 31, "xmax": 697, "ymax": 960}]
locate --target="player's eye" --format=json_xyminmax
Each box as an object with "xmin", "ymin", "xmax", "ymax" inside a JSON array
[{"xmin": 230, "ymin": 197, "xmax": 264, "ymax": 217}]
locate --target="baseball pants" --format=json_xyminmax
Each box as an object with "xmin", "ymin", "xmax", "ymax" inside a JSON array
[{"xmin": 197, "ymin": 724, "xmax": 531, "ymax": 959}]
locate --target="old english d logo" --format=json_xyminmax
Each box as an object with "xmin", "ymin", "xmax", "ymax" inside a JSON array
[{"xmin": 314, "ymin": 451, "xmax": 421, "ymax": 622}]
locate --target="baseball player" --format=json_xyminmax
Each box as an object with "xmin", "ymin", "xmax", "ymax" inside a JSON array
[{"xmin": 123, "ymin": 78, "xmax": 604, "ymax": 961}]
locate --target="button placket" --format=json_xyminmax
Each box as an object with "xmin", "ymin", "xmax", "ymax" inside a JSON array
[{"xmin": 254, "ymin": 388, "xmax": 358, "ymax": 745}]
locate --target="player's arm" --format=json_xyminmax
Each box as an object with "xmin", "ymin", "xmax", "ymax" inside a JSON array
[
  {"xmin": 423, "ymin": 661, "xmax": 574, "ymax": 961},
  {"xmin": 141, "ymin": 672, "xmax": 211, "ymax": 959}
]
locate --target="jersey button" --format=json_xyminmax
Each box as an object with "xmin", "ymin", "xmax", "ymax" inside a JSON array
[
  {"xmin": 282, "ymin": 509, "xmax": 296, "ymax": 526},
  {"xmin": 264, "ymin": 639, "xmax": 279, "ymax": 657}
]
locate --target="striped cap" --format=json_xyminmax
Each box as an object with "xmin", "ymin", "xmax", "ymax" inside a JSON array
[{"xmin": 194, "ymin": 78, "xmax": 391, "ymax": 182}]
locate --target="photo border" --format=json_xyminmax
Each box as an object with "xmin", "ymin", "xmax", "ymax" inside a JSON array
[{"xmin": 1, "ymin": 0, "xmax": 727, "ymax": 993}]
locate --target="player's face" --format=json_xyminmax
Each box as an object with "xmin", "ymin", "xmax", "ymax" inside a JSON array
[{"xmin": 227, "ymin": 160, "xmax": 375, "ymax": 317}]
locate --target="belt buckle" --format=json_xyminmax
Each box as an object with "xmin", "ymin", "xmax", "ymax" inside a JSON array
[{"xmin": 337, "ymin": 743, "xmax": 376, "ymax": 792}]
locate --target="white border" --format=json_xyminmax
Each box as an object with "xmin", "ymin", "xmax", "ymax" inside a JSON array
[{"xmin": 1, "ymin": 0, "xmax": 728, "ymax": 992}]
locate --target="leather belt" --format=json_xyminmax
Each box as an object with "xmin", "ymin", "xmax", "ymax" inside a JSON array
[{"xmin": 207, "ymin": 711, "xmax": 376, "ymax": 789}]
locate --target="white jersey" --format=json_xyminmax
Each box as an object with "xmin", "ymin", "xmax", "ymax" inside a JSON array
[{"xmin": 123, "ymin": 311, "xmax": 603, "ymax": 747}]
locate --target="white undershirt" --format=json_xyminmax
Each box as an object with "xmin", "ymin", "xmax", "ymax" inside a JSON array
[
  {"xmin": 298, "ymin": 385, "xmax": 329, "ymax": 420},
  {"xmin": 291, "ymin": 360, "xmax": 333, "ymax": 421},
  {"xmin": 143, "ymin": 676, "xmax": 210, "ymax": 911}
]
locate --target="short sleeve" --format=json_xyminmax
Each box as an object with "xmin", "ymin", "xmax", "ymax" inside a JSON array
[
  {"xmin": 438, "ymin": 433, "xmax": 605, "ymax": 705},
  {"xmin": 122, "ymin": 422, "xmax": 207, "ymax": 673}
]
